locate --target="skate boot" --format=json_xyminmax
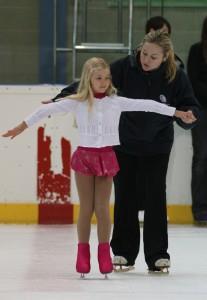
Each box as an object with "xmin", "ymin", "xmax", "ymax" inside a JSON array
[
  {"xmin": 98, "ymin": 243, "xmax": 113, "ymax": 278},
  {"xmin": 76, "ymin": 243, "xmax": 90, "ymax": 278},
  {"xmin": 148, "ymin": 258, "xmax": 170, "ymax": 274},
  {"xmin": 113, "ymin": 256, "xmax": 135, "ymax": 272}
]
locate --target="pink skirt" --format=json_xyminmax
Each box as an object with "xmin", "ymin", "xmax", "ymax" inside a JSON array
[{"xmin": 71, "ymin": 146, "xmax": 120, "ymax": 176}]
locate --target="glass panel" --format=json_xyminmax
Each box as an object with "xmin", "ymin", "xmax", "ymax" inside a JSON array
[
  {"xmin": 0, "ymin": 0, "xmax": 39, "ymax": 84},
  {"xmin": 0, "ymin": 0, "xmax": 205, "ymax": 84}
]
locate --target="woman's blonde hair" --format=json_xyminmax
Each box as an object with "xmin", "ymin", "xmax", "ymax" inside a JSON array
[
  {"xmin": 70, "ymin": 57, "xmax": 116, "ymax": 108},
  {"xmin": 138, "ymin": 30, "xmax": 177, "ymax": 82}
]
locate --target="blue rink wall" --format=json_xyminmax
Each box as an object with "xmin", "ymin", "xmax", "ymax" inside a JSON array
[{"xmin": 0, "ymin": 85, "xmax": 194, "ymax": 224}]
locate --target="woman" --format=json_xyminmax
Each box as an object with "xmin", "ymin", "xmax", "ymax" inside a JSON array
[{"xmin": 110, "ymin": 30, "xmax": 200, "ymax": 272}]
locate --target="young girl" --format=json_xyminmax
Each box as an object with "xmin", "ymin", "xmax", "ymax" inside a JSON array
[{"xmin": 2, "ymin": 57, "xmax": 193, "ymax": 277}]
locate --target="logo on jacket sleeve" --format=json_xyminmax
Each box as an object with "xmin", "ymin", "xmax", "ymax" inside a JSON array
[{"xmin": 159, "ymin": 94, "xmax": 167, "ymax": 103}]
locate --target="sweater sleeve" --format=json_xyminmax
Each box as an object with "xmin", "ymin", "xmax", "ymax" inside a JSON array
[
  {"xmin": 24, "ymin": 98, "xmax": 78, "ymax": 127},
  {"xmin": 115, "ymin": 96, "xmax": 176, "ymax": 116}
]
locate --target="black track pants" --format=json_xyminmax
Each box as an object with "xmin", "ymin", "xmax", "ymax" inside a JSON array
[{"xmin": 110, "ymin": 150, "xmax": 170, "ymax": 267}]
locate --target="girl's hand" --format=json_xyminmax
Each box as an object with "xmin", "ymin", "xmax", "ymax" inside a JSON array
[
  {"xmin": 2, "ymin": 121, "xmax": 28, "ymax": 139},
  {"xmin": 175, "ymin": 110, "xmax": 197, "ymax": 124}
]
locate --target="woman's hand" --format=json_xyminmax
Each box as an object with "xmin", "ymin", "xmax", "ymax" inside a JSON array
[
  {"xmin": 41, "ymin": 99, "xmax": 53, "ymax": 104},
  {"xmin": 2, "ymin": 121, "xmax": 28, "ymax": 139},
  {"xmin": 175, "ymin": 110, "xmax": 197, "ymax": 124}
]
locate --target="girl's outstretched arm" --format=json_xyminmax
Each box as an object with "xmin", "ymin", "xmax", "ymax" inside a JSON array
[
  {"xmin": 115, "ymin": 96, "xmax": 197, "ymax": 124},
  {"xmin": 2, "ymin": 98, "xmax": 78, "ymax": 139},
  {"xmin": 2, "ymin": 121, "xmax": 28, "ymax": 139}
]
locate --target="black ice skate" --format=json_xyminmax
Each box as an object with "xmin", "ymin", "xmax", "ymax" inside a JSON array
[
  {"xmin": 113, "ymin": 256, "xmax": 135, "ymax": 272},
  {"xmin": 148, "ymin": 258, "xmax": 170, "ymax": 274}
]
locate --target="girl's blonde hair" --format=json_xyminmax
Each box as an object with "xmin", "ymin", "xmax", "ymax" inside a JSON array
[
  {"xmin": 70, "ymin": 57, "xmax": 116, "ymax": 108},
  {"xmin": 138, "ymin": 30, "xmax": 177, "ymax": 82}
]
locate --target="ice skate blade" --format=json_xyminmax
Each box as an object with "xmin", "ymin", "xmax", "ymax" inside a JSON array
[
  {"xmin": 113, "ymin": 265, "xmax": 135, "ymax": 272},
  {"xmin": 148, "ymin": 267, "xmax": 169, "ymax": 274},
  {"xmin": 100, "ymin": 270, "xmax": 113, "ymax": 278}
]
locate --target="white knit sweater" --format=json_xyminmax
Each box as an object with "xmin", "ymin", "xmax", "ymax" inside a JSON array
[{"xmin": 25, "ymin": 95, "xmax": 176, "ymax": 148}]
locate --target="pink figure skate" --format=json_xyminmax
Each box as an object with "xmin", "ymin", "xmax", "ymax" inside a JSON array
[{"xmin": 76, "ymin": 243, "xmax": 90, "ymax": 278}]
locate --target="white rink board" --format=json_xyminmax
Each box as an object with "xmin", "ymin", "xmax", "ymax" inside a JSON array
[{"xmin": 0, "ymin": 85, "xmax": 193, "ymax": 205}]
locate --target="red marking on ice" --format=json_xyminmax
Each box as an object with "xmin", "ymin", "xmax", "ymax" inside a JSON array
[{"xmin": 37, "ymin": 127, "xmax": 71, "ymax": 204}]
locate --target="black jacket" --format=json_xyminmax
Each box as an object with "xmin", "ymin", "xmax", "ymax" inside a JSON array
[
  {"xmin": 187, "ymin": 42, "xmax": 207, "ymax": 109},
  {"xmin": 52, "ymin": 53, "xmax": 200, "ymax": 155}
]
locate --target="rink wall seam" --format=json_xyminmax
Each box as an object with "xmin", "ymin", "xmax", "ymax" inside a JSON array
[{"xmin": 0, "ymin": 203, "xmax": 193, "ymax": 224}]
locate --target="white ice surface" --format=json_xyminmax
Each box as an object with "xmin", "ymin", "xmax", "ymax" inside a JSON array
[{"xmin": 0, "ymin": 224, "xmax": 207, "ymax": 300}]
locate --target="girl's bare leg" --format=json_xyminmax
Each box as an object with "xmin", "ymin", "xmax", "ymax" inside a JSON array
[
  {"xmin": 75, "ymin": 172, "xmax": 95, "ymax": 242},
  {"xmin": 94, "ymin": 176, "xmax": 113, "ymax": 243}
]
